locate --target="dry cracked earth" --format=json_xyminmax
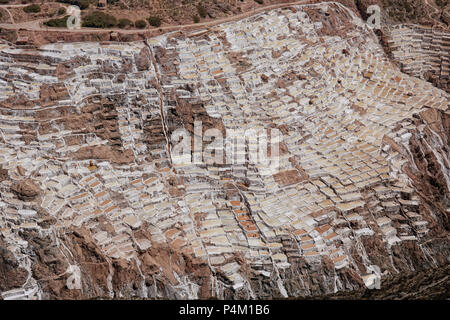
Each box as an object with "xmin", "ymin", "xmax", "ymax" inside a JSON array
[{"xmin": 0, "ymin": 1, "xmax": 449, "ymax": 300}]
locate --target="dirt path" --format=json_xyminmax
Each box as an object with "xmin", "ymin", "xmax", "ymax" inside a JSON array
[
  {"xmin": 0, "ymin": 2, "xmax": 66, "ymax": 27},
  {"xmin": 3, "ymin": 18, "xmax": 46, "ymax": 30},
  {"xmin": 0, "ymin": 6, "xmax": 15, "ymax": 24}
]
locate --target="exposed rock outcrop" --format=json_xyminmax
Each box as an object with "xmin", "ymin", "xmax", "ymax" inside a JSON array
[
  {"xmin": 0, "ymin": 238, "xmax": 28, "ymax": 293},
  {"xmin": 11, "ymin": 179, "xmax": 40, "ymax": 201}
]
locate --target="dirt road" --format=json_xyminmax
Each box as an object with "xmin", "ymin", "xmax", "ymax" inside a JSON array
[{"xmin": 0, "ymin": 6, "xmax": 15, "ymax": 24}]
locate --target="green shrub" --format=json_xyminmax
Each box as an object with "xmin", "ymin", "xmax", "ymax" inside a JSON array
[
  {"xmin": 82, "ymin": 11, "xmax": 117, "ymax": 28},
  {"xmin": 44, "ymin": 15, "xmax": 69, "ymax": 28},
  {"xmin": 57, "ymin": 8, "xmax": 66, "ymax": 16},
  {"xmin": 193, "ymin": 15, "xmax": 200, "ymax": 23},
  {"xmin": 134, "ymin": 19, "xmax": 146, "ymax": 29},
  {"xmin": 56, "ymin": 0, "xmax": 89, "ymax": 10},
  {"xmin": 197, "ymin": 4, "xmax": 207, "ymax": 18},
  {"xmin": 117, "ymin": 18, "xmax": 132, "ymax": 29},
  {"xmin": 23, "ymin": 4, "xmax": 41, "ymax": 13},
  {"xmin": 405, "ymin": 2, "xmax": 413, "ymax": 12},
  {"xmin": 147, "ymin": 15, "xmax": 161, "ymax": 27}
]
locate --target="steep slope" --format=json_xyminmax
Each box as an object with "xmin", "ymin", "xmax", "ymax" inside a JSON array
[
  {"xmin": 0, "ymin": 2, "xmax": 448, "ymax": 299},
  {"xmin": 354, "ymin": 0, "xmax": 450, "ymax": 93}
]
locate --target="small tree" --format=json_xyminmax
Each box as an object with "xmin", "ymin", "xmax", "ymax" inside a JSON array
[
  {"xmin": 193, "ymin": 15, "xmax": 200, "ymax": 23},
  {"xmin": 44, "ymin": 15, "xmax": 69, "ymax": 28},
  {"xmin": 118, "ymin": 18, "xmax": 132, "ymax": 29},
  {"xmin": 197, "ymin": 4, "xmax": 207, "ymax": 18},
  {"xmin": 23, "ymin": 4, "xmax": 41, "ymax": 13},
  {"xmin": 135, "ymin": 19, "xmax": 147, "ymax": 29},
  {"xmin": 147, "ymin": 16, "xmax": 161, "ymax": 27}
]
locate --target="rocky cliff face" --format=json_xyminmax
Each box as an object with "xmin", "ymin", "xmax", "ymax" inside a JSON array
[{"xmin": 0, "ymin": 2, "xmax": 448, "ymax": 300}]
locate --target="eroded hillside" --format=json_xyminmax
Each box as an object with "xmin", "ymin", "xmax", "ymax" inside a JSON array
[{"xmin": 0, "ymin": 2, "xmax": 449, "ymax": 299}]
